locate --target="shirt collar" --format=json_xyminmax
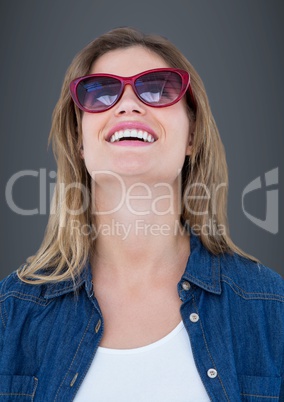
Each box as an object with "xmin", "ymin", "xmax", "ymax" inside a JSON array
[
  {"xmin": 44, "ymin": 230, "xmax": 221, "ymax": 299},
  {"xmin": 43, "ymin": 260, "xmax": 93, "ymax": 299},
  {"xmin": 181, "ymin": 231, "xmax": 222, "ymax": 295}
]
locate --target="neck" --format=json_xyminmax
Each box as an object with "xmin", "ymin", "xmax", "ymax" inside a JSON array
[{"xmin": 90, "ymin": 176, "xmax": 190, "ymax": 284}]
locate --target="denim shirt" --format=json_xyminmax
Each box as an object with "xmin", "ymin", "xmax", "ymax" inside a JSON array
[{"xmin": 0, "ymin": 233, "xmax": 283, "ymax": 402}]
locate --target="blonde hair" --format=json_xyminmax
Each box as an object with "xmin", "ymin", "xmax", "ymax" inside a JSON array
[{"xmin": 18, "ymin": 27, "xmax": 257, "ymax": 284}]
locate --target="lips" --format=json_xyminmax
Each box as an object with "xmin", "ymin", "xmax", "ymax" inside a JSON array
[{"xmin": 106, "ymin": 121, "xmax": 158, "ymax": 143}]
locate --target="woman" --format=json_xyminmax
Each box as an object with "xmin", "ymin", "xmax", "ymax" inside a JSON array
[{"xmin": 0, "ymin": 27, "xmax": 283, "ymax": 401}]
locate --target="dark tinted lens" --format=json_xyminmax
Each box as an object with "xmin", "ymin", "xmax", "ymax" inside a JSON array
[
  {"xmin": 135, "ymin": 71, "xmax": 183, "ymax": 105},
  {"xmin": 77, "ymin": 76, "xmax": 122, "ymax": 111}
]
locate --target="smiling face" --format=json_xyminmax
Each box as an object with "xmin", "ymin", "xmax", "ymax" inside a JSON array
[{"xmin": 81, "ymin": 46, "xmax": 194, "ymax": 187}]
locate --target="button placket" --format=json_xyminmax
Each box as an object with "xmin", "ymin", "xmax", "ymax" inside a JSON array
[
  {"xmin": 57, "ymin": 308, "xmax": 103, "ymax": 401},
  {"xmin": 180, "ymin": 291, "xmax": 228, "ymax": 400}
]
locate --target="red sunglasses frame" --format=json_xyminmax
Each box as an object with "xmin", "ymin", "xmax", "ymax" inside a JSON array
[{"xmin": 69, "ymin": 68, "xmax": 196, "ymax": 113}]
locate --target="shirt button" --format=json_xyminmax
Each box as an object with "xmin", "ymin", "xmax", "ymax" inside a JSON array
[
  {"xmin": 182, "ymin": 281, "xmax": 191, "ymax": 290},
  {"xmin": 95, "ymin": 319, "xmax": 101, "ymax": 333},
  {"xmin": 207, "ymin": 368, "xmax": 218, "ymax": 378},
  {"xmin": 189, "ymin": 313, "xmax": 199, "ymax": 322},
  {"xmin": 70, "ymin": 373, "xmax": 78, "ymax": 387}
]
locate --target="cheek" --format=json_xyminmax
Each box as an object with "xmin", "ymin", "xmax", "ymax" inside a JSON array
[
  {"xmin": 166, "ymin": 111, "xmax": 190, "ymax": 147},
  {"xmin": 81, "ymin": 115, "xmax": 93, "ymax": 142},
  {"xmin": 80, "ymin": 116, "xmax": 99, "ymax": 169},
  {"xmin": 81, "ymin": 115, "xmax": 103, "ymax": 155},
  {"xmin": 81, "ymin": 111, "xmax": 110, "ymax": 145}
]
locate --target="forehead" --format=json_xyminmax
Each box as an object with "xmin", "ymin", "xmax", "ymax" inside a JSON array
[{"xmin": 90, "ymin": 46, "xmax": 170, "ymax": 76}]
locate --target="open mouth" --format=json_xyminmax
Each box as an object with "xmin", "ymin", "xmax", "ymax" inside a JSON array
[{"xmin": 109, "ymin": 129, "xmax": 156, "ymax": 143}]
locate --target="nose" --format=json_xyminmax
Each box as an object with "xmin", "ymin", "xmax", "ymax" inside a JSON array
[{"xmin": 114, "ymin": 84, "xmax": 146, "ymax": 115}]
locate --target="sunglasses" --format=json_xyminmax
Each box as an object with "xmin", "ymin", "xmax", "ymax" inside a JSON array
[{"xmin": 70, "ymin": 68, "xmax": 196, "ymax": 113}]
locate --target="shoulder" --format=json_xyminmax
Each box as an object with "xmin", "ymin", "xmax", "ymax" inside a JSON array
[
  {"xmin": 0, "ymin": 268, "xmax": 46, "ymax": 302},
  {"xmin": 0, "ymin": 266, "xmax": 83, "ymax": 331},
  {"xmin": 219, "ymin": 251, "xmax": 284, "ymax": 301},
  {"xmin": 0, "ymin": 269, "xmax": 47, "ymax": 332},
  {"xmin": 189, "ymin": 232, "xmax": 283, "ymax": 299},
  {"xmin": 0, "ymin": 264, "xmax": 89, "ymax": 307}
]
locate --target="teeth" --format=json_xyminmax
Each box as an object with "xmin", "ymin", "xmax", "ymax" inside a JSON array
[
  {"xmin": 109, "ymin": 129, "xmax": 156, "ymax": 143},
  {"xmin": 147, "ymin": 134, "xmax": 154, "ymax": 143}
]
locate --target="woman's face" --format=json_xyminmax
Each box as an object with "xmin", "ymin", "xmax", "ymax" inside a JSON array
[{"xmin": 81, "ymin": 46, "xmax": 194, "ymax": 187}]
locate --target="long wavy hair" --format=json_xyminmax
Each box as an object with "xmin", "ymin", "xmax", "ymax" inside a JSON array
[{"xmin": 18, "ymin": 27, "xmax": 257, "ymax": 284}]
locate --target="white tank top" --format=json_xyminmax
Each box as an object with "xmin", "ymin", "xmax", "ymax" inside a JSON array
[{"xmin": 74, "ymin": 321, "xmax": 210, "ymax": 401}]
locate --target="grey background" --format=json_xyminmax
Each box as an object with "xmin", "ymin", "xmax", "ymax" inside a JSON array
[{"xmin": 0, "ymin": 0, "xmax": 283, "ymax": 280}]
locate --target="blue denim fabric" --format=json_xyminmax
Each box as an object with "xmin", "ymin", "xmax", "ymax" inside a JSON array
[{"xmin": 0, "ymin": 233, "xmax": 283, "ymax": 401}]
